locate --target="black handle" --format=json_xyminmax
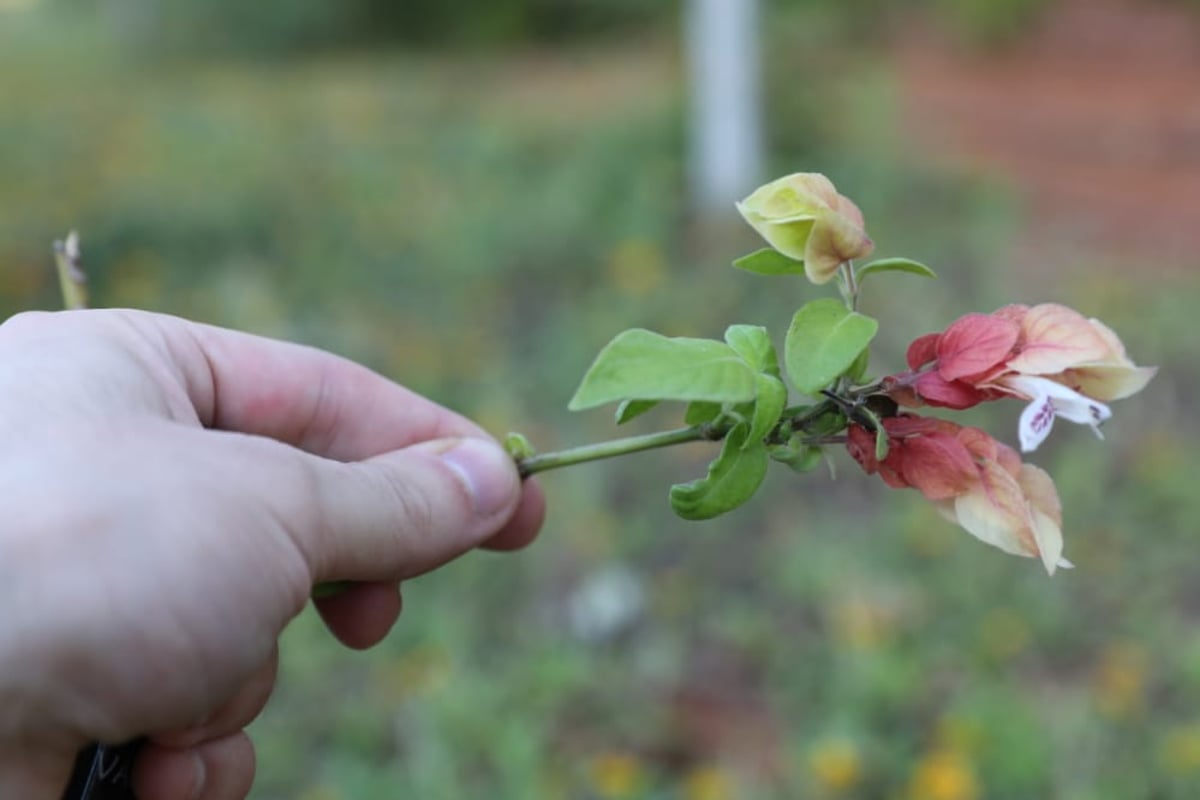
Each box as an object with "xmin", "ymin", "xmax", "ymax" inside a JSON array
[{"xmin": 61, "ymin": 741, "xmax": 142, "ymax": 800}]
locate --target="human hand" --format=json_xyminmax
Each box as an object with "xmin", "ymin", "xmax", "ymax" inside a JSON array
[{"xmin": 0, "ymin": 309, "xmax": 544, "ymax": 799}]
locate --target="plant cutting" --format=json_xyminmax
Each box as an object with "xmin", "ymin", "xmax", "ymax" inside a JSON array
[{"xmin": 506, "ymin": 172, "xmax": 1155, "ymax": 574}]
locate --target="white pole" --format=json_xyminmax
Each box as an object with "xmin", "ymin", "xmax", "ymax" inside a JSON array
[{"xmin": 685, "ymin": 0, "xmax": 764, "ymax": 216}]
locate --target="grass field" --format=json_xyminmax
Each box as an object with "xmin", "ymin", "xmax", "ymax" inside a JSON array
[{"xmin": 3, "ymin": 7, "xmax": 1199, "ymax": 798}]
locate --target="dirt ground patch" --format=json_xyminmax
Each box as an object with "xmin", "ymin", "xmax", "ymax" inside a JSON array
[{"xmin": 895, "ymin": 0, "xmax": 1200, "ymax": 271}]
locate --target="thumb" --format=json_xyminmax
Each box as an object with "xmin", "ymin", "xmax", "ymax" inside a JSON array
[{"xmin": 297, "ymin": 437, "xmax": 522, "ymax": 583}]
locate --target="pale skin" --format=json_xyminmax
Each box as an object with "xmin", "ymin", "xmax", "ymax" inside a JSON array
[{"xmin": 0, "ymin": 309, "xmax": 546, "ymax": 799}]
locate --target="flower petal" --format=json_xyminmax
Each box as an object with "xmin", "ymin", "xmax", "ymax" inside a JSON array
[
  {"xmin": 914, "ymin": 372, "xmax": 987, "ymax": 410},
  {"xmin": 935, "ymin": 313, "xmax": 1020, "ymax": 381},
  {"xmin": 1029, "ymin": 507, "xmax": 1065, "ymax": 575},
  {"xmin": 735, "ymin": 203, "xmax": 816, "ymax": 262},
  {"xmin": 992, "ymin": 304, "xmax": 1030, "ymax": 325},
  {"xmin": 1017, "ymin": 393, "xmax": 1057, "ymax": 453},
  {"xmin": 952, "ymin": 461, "xmax": 1039, "ymax": 559},
  {"xmin": 804, "ymin": 210, "xmax": 874, "ymax": 284},
  {"xmin": 1085, "ymin": 317, "xmax": 1133, "ymax": 362},
  {"xmin": 1018, "ymin": 464, "xmax": 1065, "ymax": 574},
  {"xmin": 906, "ymin": 333, "xmax": 941, "ymax": 371},
  {"xmin": 1018, "ymin": 463, "xmax": 1062, "ymax": 529},
  {"xmin": 834, "ymin": 192, "xmax": 868, "ymax": 230},
  {"xmin": 737, "ymin": 173, "xmax": 872, "ymax": 285},
  {"xmin": 739, "ymin": 172, "xmax": 835, "ymax": 218},
  {"xmin": 784, "ymin": 172, "xmax": 841, "ymax": 209},
  {"xmin": 898, "ymin": 433, "xmax": 978, "ymax": 500},
  {"xmin": 993, "ymin": 441, "xmax": 1024, "ymax": 478},
  {"xmin": 956, "ymin": 425, "xmax": 999, "ymax": 461},
  {"xmin": 1004, "ymin": 374, "xmax": 1112, "ymax": 452},
  {"xmin": 846, "ymin": 423, "xmax": 880, "ymax": 474},
  {"xmin": 1005, "ymin": 303, "xmax": 1112, "ymax": 375},
  {"xmin": 883, "ymin": 414, "xmax": 952, "ymax": 437},
  {"xmin": 1063, "ymin": 364, "xmax": 1157, "ymax": 403}
]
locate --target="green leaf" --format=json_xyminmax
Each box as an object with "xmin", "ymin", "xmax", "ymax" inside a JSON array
[
  {"xmin": 685, "ymin": 401, "xmax": 723, "ymax": 426},
  {"xmin": 855, "ymin": 257, "xmax": 937, "ymax": 282},
  {"xmin": 784, "ymin": 299, "xmax": 879, "ymax": 395},
  {"xmin": 745, "ymin": 374, "xmax": 787, "ymax": 448},
  {"xmin": 569, "ymin": 329, "xmax": 757, "ymax": 411},
  {"xmin": 615, "ymin": 399, "xmax": 659, "ymax": 425},
  {"xmin": 503, "ymin": 432, "xmax": 536, "ymax": 460},
  {"xmin": 845, "ymin": 347, "xmax": 870, "ymax": 384},
  {"xmin": 855, "ymin": 406, "xmax": 890, "ymax": 462},
  {"xmin": 814, "ymin": 410, "xmax": 849, "ymax": 437},
  {"xmin": 724, "ymin": 324, "xmax": 781, "ymax": 376},
  {"xmin": 669, "ymin": 424, "xmax": 769, "ymax": 520},
  {"xmin": 769, "ymin": 441, "xmax": 824, "ymax": 473},
  {"xmin": 732, "ymin": 248, "xmax": 806, "ymax": 276}
]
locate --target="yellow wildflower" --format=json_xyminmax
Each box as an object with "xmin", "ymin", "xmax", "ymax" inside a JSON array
[
  {"xmin": 808, "ymin": 738, "xmax": 863, "ymax": 792},
  {"xmin": 682, "ymin": 765, "xmax": 734, "ymax": 800},
  {"xmin": 907, "ymin": 748, "xmax": 980, "ymax": 800},
  {"xmin": 588, "ymin": 752, "xmax": 645, "ymax": 798}
]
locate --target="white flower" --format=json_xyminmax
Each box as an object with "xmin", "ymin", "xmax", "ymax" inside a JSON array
[{"xmin": 1002, "ymin": 374, "xmax": 1112, "ymax": 452}]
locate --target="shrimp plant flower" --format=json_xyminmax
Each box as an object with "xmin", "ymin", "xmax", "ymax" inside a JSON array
[
  {"xmin": 507, "ymin": 171, "xmax": 1156, "ymax": 575},
  {"xmin": 735, "ymin": 172, "xmax": 875, "ymax": 285},
  {"xmin": 883, "ymin": 303, "xmax": 1156, "ymax": 452}
]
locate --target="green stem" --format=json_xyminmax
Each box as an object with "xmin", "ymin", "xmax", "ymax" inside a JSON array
[
  {"xmin": 785, "ymin": 399, "xmax": 837, "ymax": 428},
  {"xmin": 53, "ymin": 231, "xmax": 89, "ymax": 311},
  {"xmin": 517, "ymin": 397, "xmax": 845, "ymax": 478},
  {"xmin": 516, "ymin": 424, "xmax": 714, "ymax": 477},
  {"xmin": 314, "ymin": 426, "xmax": 720, "ymax": 598},
  {"xmin": 839, "ymin": 259, "xmax": 859, "ymax": 312},
  {"xmin": 316, "ymin": 402, "xmax": 852, "ymax": 599}
]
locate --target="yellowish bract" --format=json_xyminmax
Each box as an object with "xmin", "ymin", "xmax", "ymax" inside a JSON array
[{"xmin": 736, "ymin": 173, "xmax": 874, "ymax": 284}]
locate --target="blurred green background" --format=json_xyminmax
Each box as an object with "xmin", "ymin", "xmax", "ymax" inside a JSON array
[{"xmin": 4, "ymin": 0, "xmax": 1199, "ymax": 797}]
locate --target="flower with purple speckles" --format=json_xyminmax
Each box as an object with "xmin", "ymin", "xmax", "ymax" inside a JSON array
[{"xmin": 882, "ymin": 303, "xmax": 1155, "ymax": 451}]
